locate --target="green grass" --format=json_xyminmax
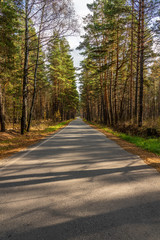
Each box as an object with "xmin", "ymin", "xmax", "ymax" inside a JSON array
[
  {"xmin": 86, "ymin": 121, "xmax": 160, "ymax": 156},
  {"xmin": 43, "ymin": 120, "xmax": 71, "ymax": 133},
  {"xmin": 118, "ymin": 133, "xmax": 160, "ymax": 155}
]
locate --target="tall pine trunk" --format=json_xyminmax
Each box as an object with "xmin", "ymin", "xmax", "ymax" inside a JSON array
[
  {"xmin": 114, "ymin": 26, "xmax": 119, "ymax": 125},
  {"xmin": 0, "ymin": 84, "xmax": 5, "ymax": 132},
  {"xmin": 138, "ymin": 0, "xmax": 144, "ymax": 127},
  {"xmin": 109, "ymin": 53, "xmax": 114, "ymax": 126},
  {"xmin": 21, "ymin": 0, "xmax": 29, "ymax": 134},
  {"xmin": 134, "ymin": 0, "xmax": 141, "ymax": 123},
  {"xmin": 130, "ymin": 0, "xmax": 134, "ymax": 121},
  {"xmin": 27, "ymin": 2, "xmax": 46, "ymax": 132}
]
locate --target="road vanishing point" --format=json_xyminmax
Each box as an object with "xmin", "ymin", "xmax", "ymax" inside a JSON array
[{"xmin": 0, "ymin": 118, "xmax": 160, "ymax": 240}]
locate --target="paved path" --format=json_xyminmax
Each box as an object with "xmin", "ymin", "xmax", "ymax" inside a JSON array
[{"xmin": 0, "ymin": 118, "xmax": 160, "ymax": 240}]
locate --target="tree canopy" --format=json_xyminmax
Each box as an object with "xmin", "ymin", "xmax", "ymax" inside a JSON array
[
  {"xmin": 0, "ymin": 0, "xmax": 79, "ymax": 133},
  {"xmin": 79, "ymin": 0, "xmax": 160, "ymax": 128}
]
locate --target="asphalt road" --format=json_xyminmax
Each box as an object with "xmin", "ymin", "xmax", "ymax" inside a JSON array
[{"xmin": 0, "ymin": 118, "xmax": 160, "ymax": 240}]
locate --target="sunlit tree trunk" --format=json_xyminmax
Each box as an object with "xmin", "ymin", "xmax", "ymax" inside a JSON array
[
  {"xmin": 138, "ymin": 0, "xmax": 144, "ymax": 127},
  {"xmin": 0, "ymin": 84, "xmax": 5, "ymax": 132},
  {"xmin": 135, "ymin": 0, "xmax": 141, "ymax": 123},
  {"xmin": 114, "ymin": 26, "xmax": 119, "ymax": 125},
  {"xmin": 130, "ymin": 0, "xmax": 134, "ymax": 121},
  {"xmin": 27, "ymin": 1, "xmax": 46, "ymax": 132},
  {"xmin": 21, "ymin": 0, "xmax": 29, "ymax": 134}
]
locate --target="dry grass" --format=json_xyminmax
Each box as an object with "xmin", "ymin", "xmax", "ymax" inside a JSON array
[{"xmin": 0, "ymin": 120, "xmax": 71, "ymax": 161}]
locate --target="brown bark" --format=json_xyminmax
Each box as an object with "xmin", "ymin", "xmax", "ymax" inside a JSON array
[
  {"xmin": 109, "ymin": 53, "xmax": 114, "ymax": 126},
  {"xmin": 21, "ymin": 0, "xmax": 29, "ymax": 134},
  {"xmin": 114, "ymin": 26, "xmax": 119, "ymax": 125},
  {"xmin": 134, "ymin": 0, "xmax": 141, "ymax": 123},
  {"xmin": 0, "ymin": 84, "xmax": 5, "ymax": 132},
  {"xmin": 130, "ymin": 0, "xmax": 134, "ymax": 121},
  {"xmin": 27, "ymin": 2, "xmax": 46, "ymax": 132},
  {"xmin": 138, "ymin": 0, "xmax": 144, "ymax": 127}
]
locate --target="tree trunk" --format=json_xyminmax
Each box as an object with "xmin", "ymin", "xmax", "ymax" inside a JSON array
[
  {"xmin": 13, "ymin": 99, "xmax": 16, "ymax": 129},
  {"xmin": 21, "ymin": 0, "xmax": 29, "ymax": 135},
  {"xmin": 27, "ymin": 2, "xmax": 46, "ymax": 132},
  {"xmin": 130, "ymin": 0, "xmax": 134, "ymax": 121},
  {"xmin": 138, "ymin": 0, "xmax": 144, "ymax": 127},
  {"xmin": 114, "ymin": 26, "xmax": 119, "ymax": 125},
  {"xmin": 134, "ymin": 0, "xmax": 141, "ymax": 123},
  {"xmin": 109, "ymin": 57, "xmax": 114, "ymax": 126},
  {"xmin": 0, "ymin": 84, "xmax": 5, "ymax": 132}
]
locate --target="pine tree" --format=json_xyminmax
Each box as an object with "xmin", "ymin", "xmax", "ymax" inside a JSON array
[
  {"xmin": 79, "ymin": 0, "xmax": 160, "ymax": 128},
  {"xmin": 47, "ymin": 36, "xmax": 78, "ymax": 121},
  {"xmin": 0, "ymin": 0, "xmax": 20, "ymax": 131}
]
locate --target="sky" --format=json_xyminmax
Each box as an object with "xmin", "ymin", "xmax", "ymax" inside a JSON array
[{"xmin": 67, "ymin": 0, "xmax": 93, "ymax": 69}]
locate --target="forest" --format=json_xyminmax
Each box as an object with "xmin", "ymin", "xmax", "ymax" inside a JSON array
[
  {"xmin": 1, "ymin": 2, "xmax": 160, "ymax": 238},
  {"xmin": 79, "ymin": 0, "xmax": 160, "ymax": 136},
  {"xmin": 0, "ymin": 0, "xmax": 79, "ymax": 134},
  {"xmin": 0, "ymin": 0, "xmax": 160, "ymax": 137}
]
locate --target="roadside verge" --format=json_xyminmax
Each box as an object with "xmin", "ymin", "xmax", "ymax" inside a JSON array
[
  {"xmin": 0, "ymin": 120, "xmax": 71, "ymax": 162},
  {"xmin": 85, "ymin": 120, "xmax": 160, "ymax": 173}
]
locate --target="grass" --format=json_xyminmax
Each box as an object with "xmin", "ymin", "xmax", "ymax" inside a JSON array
[
  {"xmin": 118, "ymin": 134, "xmax": 160, "ymax": 155},
  {"xmin": 43, "ymin": 121, "xmax": 70, "ymax": 133},
  {"xmin": 86, "ymin": 121, "xmax": 160, "ymax": 156}
]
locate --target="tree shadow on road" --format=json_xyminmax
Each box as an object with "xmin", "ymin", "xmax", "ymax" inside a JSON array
[
  {"xmin": 1, "ymin": 196, "xmax": 160, "ymax": 240},
  {"xmin": 0, "ymin": 119, "xmax": 160, "ymax": 239}
]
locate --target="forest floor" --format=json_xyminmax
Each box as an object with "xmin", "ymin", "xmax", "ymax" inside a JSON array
[
  {"xmin": 0, "ymin": 120, "xmax": 71, "ymax": 162},
  {"xmin": 86, "ymin": 121, "xmax": 160, "ymax": 173}
]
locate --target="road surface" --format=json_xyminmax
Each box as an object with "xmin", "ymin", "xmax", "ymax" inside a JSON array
[{"xmin": 0, "ymin": 118, "xmax": 160, "ymax": 240}]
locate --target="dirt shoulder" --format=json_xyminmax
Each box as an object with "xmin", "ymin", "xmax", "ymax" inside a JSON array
[
  {"xmin": 88, "ymin": 123, "xmax": 160, "ymax": 173},
  {"xmin": 0, "ymin": 121, "xmax": 70, "ymax": 164}
]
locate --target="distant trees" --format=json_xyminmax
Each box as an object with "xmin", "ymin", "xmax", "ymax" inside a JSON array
[
  {"xmin": 0, "ymin": 0, "xmax": 79, "ymax": 133},
  {"xmin": 79, "ymin": 0, "xmax": 160, "ymax": 127},
  {"xmin": 47, "ymin": 37, "xmax": 79, "ymax": 121}
]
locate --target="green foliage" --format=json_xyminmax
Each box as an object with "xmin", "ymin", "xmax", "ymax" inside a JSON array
[
  {"xmin": 0, "ymin": 0, "xmax": 20, "ymax": 74},
  {"xmin": 79, "ymin": 0, "xmax": 160, "ymax": 126},
  {"xmin": 0, "ymin": 0, "xmax": 79, "ymax": 132},
  {"xmin": 47, "ymin": 36, "xmax": 79, "ymax": 121}
]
